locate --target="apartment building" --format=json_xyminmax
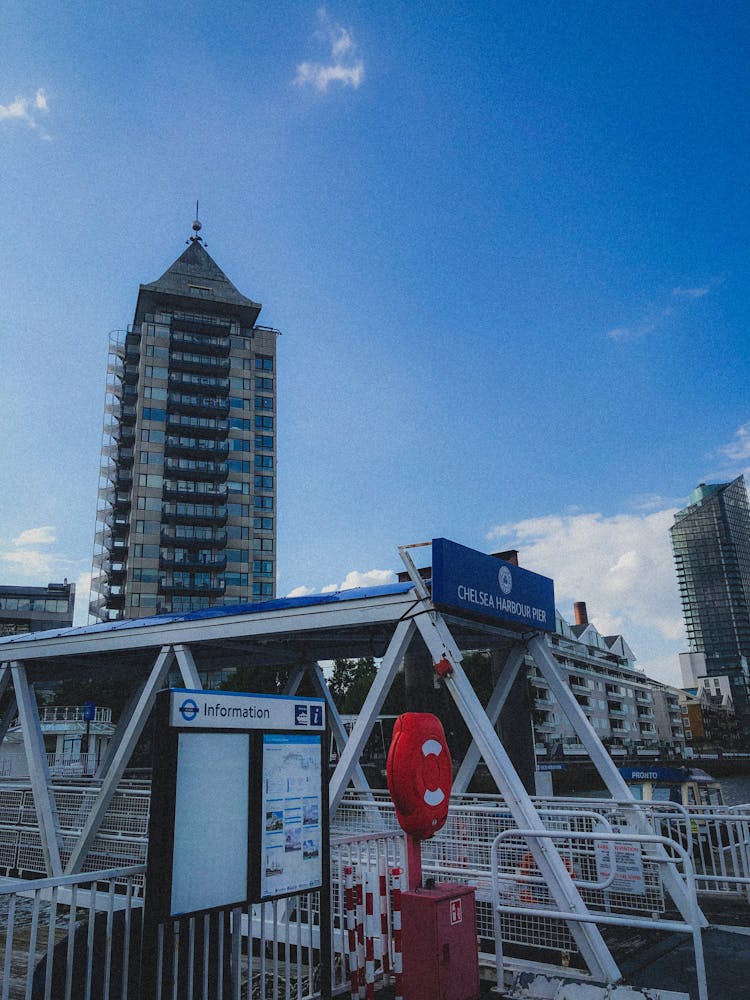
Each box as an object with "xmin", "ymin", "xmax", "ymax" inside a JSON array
[{"xmin": 90, "ymin": 220, "xmax": 278, "ymax": 620}]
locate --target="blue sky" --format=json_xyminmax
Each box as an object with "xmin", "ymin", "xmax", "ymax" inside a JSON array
[{"xmin": 1, "ymin": 3, "xmax": 748, "ymax": 685}]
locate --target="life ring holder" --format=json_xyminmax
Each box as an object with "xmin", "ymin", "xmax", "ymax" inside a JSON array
[{"xmin": 386, "ymin": 713, "xmax": 452, "ymax": 841}]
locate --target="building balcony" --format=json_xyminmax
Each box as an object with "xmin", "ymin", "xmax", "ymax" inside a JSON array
[
  {"xmin": 162, "ymin": 504, "xmax": 228, "ymax": 527},
  {"xmin": 158, "ymin": 578, "xmax": 226, "ymax": 596},
  {"xmin": 533, "ymin": 695, "xmax": 555, "ymax": 709},
  {"xmin": 611, "ymin": 723, "xmax": 629, "ymax": 735},
  {"xmin": 163, "ymin": 481, "xmax": 229, "ymax": 503},
  {"xmin": 168, "ymin": 372, "xmax": 230, "ymax": 396},
  {"xmin": 160, "ymin": 528, "xmax": 228, "ymax": 549},
  {"xmin": 562, "ymin": 743, "xmax": 588, "ymax": 756},
  {"xmin": 637, "ymin": 709, "xmax": 655, "ymax": 720},
  {"xmin": 169, "ymin": 353, "xmax": 230, "ymax": 375},
  {"xmin": 164, "ymin": 459, "xmax": 229, "ymax": 482},
  {"xmin": 167, "ymin": 393, "xmax": 231, "ymax": 417},
  {"xmin": 533, "ymin": 722, "xmax": 558, "ymax": 735},
  {"xmin": 608, "ymin": 705, "xmax": 626, "ymax": 717},
  {"xmin": 164, "ymin": 437, "xmax": 229, "ymax": 459},
  {"xmin": 159, "ymin": 553, "xmax": 227, "ymax": 573},
  {"xmin": 569, "ymin": 677, "xmax": 590, "ymax": 691},
  {"xmin": 170, "ymin": 329, "xmax": 231, "ymax": 356},
  {"xmin": 635, "ymin": 692, "xmax": 653, "ymax": 705},
  {"xmin": 166, "ymin": 413, "xmax": 229, "ymax": 438}
]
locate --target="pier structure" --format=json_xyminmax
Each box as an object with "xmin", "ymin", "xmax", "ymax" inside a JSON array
[{"xmin": 0, "ymin": 540, "xmax": 728, "ymax": 995}]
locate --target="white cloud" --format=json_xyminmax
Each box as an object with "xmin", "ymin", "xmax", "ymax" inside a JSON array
[
  {"xmin": 73, "ymin": 571, "xmax": 93, "ymax": 627},
  {"xmin": 0, "ymin": 548, "xmax": 58, "ymax": 577},
  {"xmin": 0, "ymin": 88, "xmax": 51, "ymax": 139},
  {"xmin": 716, "ymin": 422, "xmax": 750, "ymax": 466},
  {"xmin": 487, "ymin": 507, "xmax": 685, "ymax": 666},
  {"xmin": 607, "ymin": 318, "xmax": 658, "ymax": 342},
  {"xmin": 294, "ymin": 9, "xmax": 364, "ymax": 93},
  {"xmin": 286, "ymin": 585, "xmax": 317, "ymax": 598},
  {"xmin": 287, "ymin": 568, "xmax": 397, "ymax": 598},
  {"xmin": 12, "ymin": 526, "xmax": 56, "ymax": 546},
  {"xmin": 607, "ymin": 279, "xmax": 716, "ymax": 342}
]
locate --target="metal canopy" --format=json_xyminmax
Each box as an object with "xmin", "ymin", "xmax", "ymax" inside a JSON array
[{"xmin": 0, "ymin": 543, "xmax": 705, "ymax": 987}]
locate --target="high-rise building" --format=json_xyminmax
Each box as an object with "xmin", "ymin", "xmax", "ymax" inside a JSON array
[
  {"xmin": 670, "ymin": 476, "xmax": 750, "ymax": 743},
  {"xmin": 90, "ymin": 221, "xmax": 279, "ymax": 621},
  {"xmin": 0, "ymin": 581, "xmax": 75, "ymax": 635}
]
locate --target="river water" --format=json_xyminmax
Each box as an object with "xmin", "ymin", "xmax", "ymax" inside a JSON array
[{"xmin": 715, "ymin": 774, "xmax": 750, "ymax": 807}]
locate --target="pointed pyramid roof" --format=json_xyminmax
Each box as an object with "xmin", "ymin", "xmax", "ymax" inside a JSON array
[{"xmin": 135, "ymin": 239, "xmax": 262, "ymax": 325}]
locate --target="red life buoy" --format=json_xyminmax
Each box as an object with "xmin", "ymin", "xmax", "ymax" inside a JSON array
[{"xmin": 386, "ymin": 713, "xmax": 452, "ymax": 840}]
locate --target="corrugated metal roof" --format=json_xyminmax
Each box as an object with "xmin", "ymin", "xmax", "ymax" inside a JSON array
[{"xmin": 0, "ymin": 583, "xmax": 415, "ymax": 647}]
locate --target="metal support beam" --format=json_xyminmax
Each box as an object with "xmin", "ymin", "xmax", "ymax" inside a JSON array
[
  {"xmin": 95, "ymin": 675, "xmax": 148, "ymax": 781},
  {"xmin": 453, "ymin": 644, "xmax": 526, "ymax": 794},
  {"xmin": 11, "ymin": 663, "xmax": 63, "ymax": 876},
  {"xmin": 330, "ymin": 618, "xmax": 417, "ymax": 815},
  {"xmin": 173, "ymin": 644, "xmax": 203, "ymax": 689},
  {"xmin": 527, "ymin": 633, "xmax": 707, "ymax": 928},
  {"xmin": 305, "ymin": 661, "xmax": 376, "ymax": 801},
  {"xmin": 282, "ymin": 665, "xmax": 306, "ymax": 695},
  {"xmin": 0, "ymin": 664, "xmax": 17, "ymax": 753},
  {"xmin": 66, "ymin": 646, "xmax": 176, "ymax": 874},
  {"xmin": 414, "ymin": 613, "xmax": 621, "ymax": 984}
]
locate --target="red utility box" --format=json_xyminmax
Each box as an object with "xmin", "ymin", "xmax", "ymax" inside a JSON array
[{"xmin": 401, "ymin": 883, "xmax": 480, "ymax": 1000}]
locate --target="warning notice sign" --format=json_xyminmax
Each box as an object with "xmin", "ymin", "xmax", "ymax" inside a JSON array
[{"xmin": 594, "ymin": 836, "xmax": 645, "ymax": 896}]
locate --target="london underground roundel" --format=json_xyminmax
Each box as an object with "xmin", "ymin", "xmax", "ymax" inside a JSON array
[{"xmin": 386, "ymin": 713, "xmax": 452, "ymax": 840}]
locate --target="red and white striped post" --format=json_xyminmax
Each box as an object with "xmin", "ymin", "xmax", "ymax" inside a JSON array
[
  {"xmin": 364, "ymin": 871, "xmax": 376, "ymax": 1000},
  {"xmin": 391, "ymin": 866, "xmax": 403, "ymax": 1000},
  {"xmin": 356, "ymin": 872, "xmax": 366, "ymax": 998},
  {"xmin": 378, "ymin": 855, "xmax": 391, "ymax": 986},
  {"xmin": 344, "ymin": 865, "xmax": 359, "ymax": 1000}
]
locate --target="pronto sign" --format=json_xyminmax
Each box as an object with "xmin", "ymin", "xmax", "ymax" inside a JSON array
[{"xmin": 431, "ymin": 538, "xmax": 555, "ymax": 633}]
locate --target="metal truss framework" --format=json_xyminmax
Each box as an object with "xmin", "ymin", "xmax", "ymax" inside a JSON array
[{"xmin": 0, "ymin": 549, "xmax": 705, "ymax": 985}]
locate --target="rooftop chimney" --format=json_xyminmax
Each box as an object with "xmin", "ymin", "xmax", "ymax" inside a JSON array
[{"xmin": 573, "ymin": 601, "xmax": 588, "ymax": 626}]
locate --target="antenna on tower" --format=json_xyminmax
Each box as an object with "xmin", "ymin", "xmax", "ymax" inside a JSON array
[{"xmin": 188, "ymin": 201, "xmax": 206, "ymax": 246}]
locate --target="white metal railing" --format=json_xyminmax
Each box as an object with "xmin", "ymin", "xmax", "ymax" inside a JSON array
[
  {"xmin": 14, "ymin": 706, "xmax": 113, "ymax": 726},
  {"xmin": 0, "ymin": 828, "xmax": 406, "ymax": 1000},
  {"xmin": 0, "ymin": 864, "xmax": 145, "ymax": 1000},
  {"xmin": 491, "ymin": 828, "xmax": 708, "ymax": 1000}
]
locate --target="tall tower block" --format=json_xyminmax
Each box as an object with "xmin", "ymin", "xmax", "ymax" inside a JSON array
[{"xmin": 91, "ymin": 222, "xmax": 278, "ymax": 621}]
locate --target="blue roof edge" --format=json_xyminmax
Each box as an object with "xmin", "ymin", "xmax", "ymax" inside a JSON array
[{"xmin": 1, "ymin": 582, "xmax": 416, "ymax": 646}]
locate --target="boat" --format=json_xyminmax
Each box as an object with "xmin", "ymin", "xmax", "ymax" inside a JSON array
[{"xmin": 618, "ymin": 763, "xmax": 724, "ymax": 808}]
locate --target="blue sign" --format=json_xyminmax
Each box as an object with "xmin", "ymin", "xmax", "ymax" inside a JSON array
[
  {"xmin": 619, "ymin": 766, "xmax": 689, "ymax": 783},
  {"xmin": 178, "ymin": 698, "xmax": 200, "ymax": 723},
  {"xmin": 83, "ymin": 701, "xmax": 96, "ymax": 722},
  {"xmin": 431, "ymin": 538, "xmax": 555, "ymax": 632}
]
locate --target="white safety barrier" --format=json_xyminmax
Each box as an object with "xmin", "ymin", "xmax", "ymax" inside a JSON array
[
  {"xmin": 0, "ymin": 829, "xmax": 406, "ymax": 1000},
  {"xmin": 0, "ymin": 864, "xmax": 145, "ymax": 1000},
  {"xmin": 490, "ymin": 828, "xmax": 708, "ymax": 1000}
]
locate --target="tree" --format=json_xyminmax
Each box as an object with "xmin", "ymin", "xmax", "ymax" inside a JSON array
[{"xmin": 329, "ymin": 657, "xmax": 377, "ymax": 714}]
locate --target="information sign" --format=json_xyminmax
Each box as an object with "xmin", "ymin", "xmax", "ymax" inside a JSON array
[
  {"xmin": 259, "ymin": 733, "xmax": 323, "ymax": 899},
  {"xmin": 431, "ymin": 538, "xmax": 555, "ymax": 632},
  {"xmin": 145, "ymin": 689, "xmax": 327, "ymax": 922}
]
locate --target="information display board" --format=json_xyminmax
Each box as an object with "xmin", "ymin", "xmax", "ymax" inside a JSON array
[
  {"xmin": 259, "ymin": 733, "xmax": 323, "ymax": 899},
  {"xmin": 145, "ymin": 689, "xmax": 327, "ymax": 922},
  {"xmin": 171, "ymin": 732, "xmax": 250, "ymax": 915}
]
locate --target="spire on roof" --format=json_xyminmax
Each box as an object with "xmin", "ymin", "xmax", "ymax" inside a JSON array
[{"xmin": 188, "ymin": 201, "xmax": 206, "ymax": 246}]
